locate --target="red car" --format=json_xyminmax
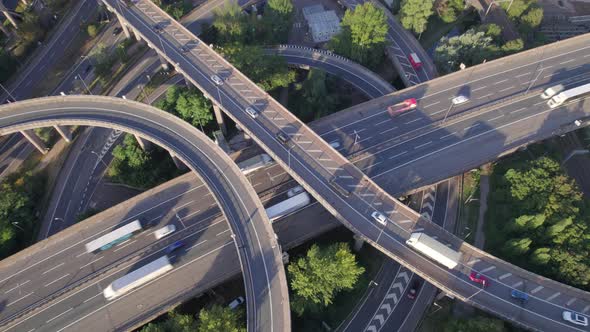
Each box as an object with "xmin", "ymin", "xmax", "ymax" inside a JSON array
[
  {"xmin": 408, "ymin": 53, "xmax": 422, "ymax": 70},
  {"xmin": 469, "ymin": 272, "xmax": 489, "ymax": 287},
  {"xmin": 387, "ymin": 98, "xmax": 418, "ymax": 116}
]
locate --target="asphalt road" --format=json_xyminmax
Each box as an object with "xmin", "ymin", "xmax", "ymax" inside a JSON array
[
  {"xmin": 0, "ymin": 96, "xmax": 290, "ymax": 332},
  {"xmin": 102, "ymin": 2, "xmax": 590, "ymax": 330}
]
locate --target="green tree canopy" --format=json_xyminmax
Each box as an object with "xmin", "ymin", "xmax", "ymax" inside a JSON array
[
  {"xmin": 400, "ymin": 0, "xmax": 434, "ymax": 34},
  {"xmin": 213, "ymin": 1, "xmax": 253, "ymax": 44},
  {"xmin": 444, "ymin": 316, "xmax": 506, "ymax": 332},
  {"xmin": 434, "ymin": 29, "xmax": 495, "ymax": 73},
  {"xmin": 197, "ymin": 305, "xmax": 246, "ymax": 332},
  {"xmin": 288, "ymin": 242, "xmax": 365, "ymax": 315},
  {"xmin": 262, "ymin": 0, "xmax": 294, "ymax": 44},
  {"xmin": 435, "ymin": 0, "xmax": 464, "ymax": 23},
  {"xmin": 328, "ymin": 3, "xmax": 388, "ymax": 69},
  {"xmin": 156, "ymin": 86, "xmax": 214, "ymax": 129},
  {"xmin": 141, "ymin": 311, "xmax": 197, "ymax": 332}
]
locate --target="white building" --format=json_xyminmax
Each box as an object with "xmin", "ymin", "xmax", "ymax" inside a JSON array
[{"xmin": 302, "ymin": 4, "xmax": 341, "ymax": 43}]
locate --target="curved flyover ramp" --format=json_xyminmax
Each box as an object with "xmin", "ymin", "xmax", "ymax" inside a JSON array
[
  {"xmin": 0, "ymin": 96, "xmax": 290, "ymax": 332},
  {"xmin": 265, "ymin": 45, "xmax": 395, "ymax": 98}
]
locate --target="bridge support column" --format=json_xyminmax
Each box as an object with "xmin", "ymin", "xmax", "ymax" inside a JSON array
[
  {"xmin": 20, "ymin": 130, "xmax": 48, "ymax": 154},
  {"xmin": 132, "ymin": 28, "xmax": 142, "ymax": 42},
  {"xmin": 53, "ymin": 125, "xmax": 72, "ymax": 143},
  {"xmin": 158, "ymin": 53, "xmax": 169, "ymax": 70},
  {"xmin": 134, "ymin": 134, "xmax": 152, "ymax": 151},
  {"xmin": 213, "ymin": 104, "xmax": 227, "ymax": 136},
  {"xmin": 353, "ymin": 234, "xmax": 364, "ymax": 252},
  {"xmin": 0, "ymin": 3, "xmax": 17, "ymax": 29},
  {"xmin": 169, "ymin": 151, "xmax": 187, "ymax": 170},
  {"xmin": 114, "ymin": 13, "xmax": 131, "ymax": 39}
]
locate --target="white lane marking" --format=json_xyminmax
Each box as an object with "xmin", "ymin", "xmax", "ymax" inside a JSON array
[
  {"xmin": 375, "ymin": 119, "xmax": 391, "ymax": 126},
  {"xmin": 472, "ymin": 86, "xmax": 487, "ymax": 92},
  {"xmin": 430, "ymin": 108, "xmax": 448, "ymax": 116},
  {"xmin": 75, "ymin": 251, "xmax": 87, "ymax": 258},
  {"xmin": 499, "ymin": 86, "xmax": 514, "ymax": 93},
  {"xmin": 186, "ymin": 240, "xmax": 207, "ymax": 251},
  {"xmin": 44, "ymin": 274, "xmax": 70, "ymax": 287},
  {"xmin": 113, "ymin": 240, "xmax": 137, "ymax": 252},
  {"xmin": 494, "ymin": 79, "xmax": 509, "ymax": 85},
  {"xmin": 42, "ymin": 262, "xmax": 65, "ymax": 275},
  {"xmin": 83, "ymin": 292, "xmax": 102, "ymax": 303},
  {"xmin": 216, "ymin": 229, "xmax": 231, "ymax": 237},
  {"xmin": 559, "ymin": 59, "xmax": 575, "ymax": 65},
  {"xmin": 477, "ymin": 93, "xmax": 494, "ymax": 100},
  {"xmin": 467, "ymin": 259, "xmax": 480, "ymax": 265},
  {"xmin": 388, "ymin": 151, "xmax": 408, "ymax": 160},
  {"xmin": 379, "ymin": 126, "xmax": 399, "ymax": 135},
  {"xmin": 46, "ymin": 308, "xmax": 73, "ymax": 323},
  {"xmin": 174, "ymin": 200, "xmax": 195, "ymax": 210},
  {"xmin": 414, "ymin": 141, "xmax": 432, "ymax": 149},
  {"xmin": 403, "ymin": 118, "xmax": 421, "ymax": 125},
  {"xmin": 424, "ymin": 101, "xmax": 440, "ymax": 108},
  {"xmin": 566, "ymin": 298, "xmax": 576, "ymax": 306},
  {"xmin": 6, "ymin": 292, "xmax": 34, "ymax": 307},
  {"xmin": 440, "ymin": 131, "xmax": 457, "ymax": 140},
  {"xmin": 181, "ymin": 209, "xmax": 202, "ymax": 220},
  {"xmin": 512, "ymin": 281, "xmax": 523, "ymax": 288},
  {"xmin": 480, "ymin": 266, "xmax": 496, "ymax": 273},
  {"xmin": 510, "ymin": 107, "xmax": 528, "ymax": 114},
  {"xmin": 4, "ymin": 280, "xmax": 31, "ymax": 294},
  {"xmin": 463, "ymin": 123, "xmax": 480, "ymax": 131},
  {"xmin": 546, "ymin": 292, "xmax": 561, "ymax": 301},
  {"xmin": 515, "ymin": 72, "xmax": 531, "ymax": 78},
  {"xmin": 499, "ymin": 273, "xmax": 512, "ymax": 280},
  {"xmin": 531, "ymin": 285, "xmax": 544, "ymax": 294},
  {"xmin": 79, "ymin": 257, "xmax": 104, "ymax": 270},
  {"xmin": 488, "ymin": 114, "xmax": 505, "ymax": 122}
]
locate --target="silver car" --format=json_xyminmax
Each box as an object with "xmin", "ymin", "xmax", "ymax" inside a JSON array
[
  {"xmin": 211, "ymin": 75, "xmax": 223, "ymax": 86},
  {"xmin": 451, "ymin": 95, "xmax": 469, "ymax": 105},
  {"xmin": 563, "ymin": 311, "xmax": 588, "ymax": 326},
  {"xmin": 245, "ymin": 106, "xmax": 258, "ymax": 118},
  {"xmin": 371, "ymin": 211, "xmax": 387, "ymax": 226}
]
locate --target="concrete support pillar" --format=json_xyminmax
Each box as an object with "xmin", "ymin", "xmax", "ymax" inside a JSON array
[
  {"xmin": 53, "ymin": 125, "xmax": 72, "ymax": 143},
  {"xmin": 352, "ymin": 234, "xmax": 364, "ymax": 252},
  {"xmin": 134, "ymin": 134, "xmax": 152, "ymax": 151},
  {"xmin": 169, "ymin": 151, "xmax": 187, "ymax": 170},
  {"xmin": 213, "ymin": 104, "xmax": 227, "ymax": 136},
  {"xmin": 132, "ymin": 28, "xmax": 142, "ymax": 42},
  {"xmin": 0, "ymin": 3, "xmax": 17, "ymax": 29},
  {"xmin": 21, "ymin": 130, "xmax": 48, "ymax": 154},
  {"xmin": 115, "ymin": 13, "xmax": 131, "ymax": 39},
  {"xmin": 158, "ymin": 53, "xmax": 169, "ymax": 70}
]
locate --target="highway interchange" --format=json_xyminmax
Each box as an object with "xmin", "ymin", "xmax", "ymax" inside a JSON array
[
  {"xmin": 0, "ymin": 0, "xmax": 589, "ymax": 330},
  {"xmin": 81, "ymin": 0, "xmax": 590, "ymax": 330}
]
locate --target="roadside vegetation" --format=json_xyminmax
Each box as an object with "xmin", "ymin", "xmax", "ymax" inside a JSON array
[
  {"xmin": 418, "ymin": 298, "xmax": 509, "ymax": 332},
  {"xmin": 485, "ymin": 149, "xmax": 590, "ymax": 289},
  {"xmin": 151, "ymin": 0, "xmax": 192, "ymax": 20},
  {"xmin": 140, "ymin": 306, "xmax": 245, "ymax": 332},
  {"xmin": 155, "ymin": 86, "xmax": 214, "ymax": 132},
  {"xmin": 0, "ymin": 170, "xmax": 47, "ymax": 259},
  {"xmin": 107, "ymin": 134, "xmax": 184, "ymax": 189}
]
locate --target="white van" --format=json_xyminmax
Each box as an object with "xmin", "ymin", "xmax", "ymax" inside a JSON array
[
  {"xmin": 154, "ymin": 225, "xmax": 176, "ymax": 239},
  {"xmin": 540, "ymin": 84, "xmax": 564, "ymax": 99}
]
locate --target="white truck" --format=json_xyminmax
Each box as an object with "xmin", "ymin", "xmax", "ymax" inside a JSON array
[
  {"xmin": 406, "ymin": 232, "xmax": 462, "ymax": 269},
  {"xmin": 548, "ymin": 83, "xmax": 590, "ymax": 108},
  {"xmin": 265, "ymin": 192, "xmax": 310, "ymax": 222},
  {"xmin": 238, "ymin": 154, "xmax": 274, "ymax": 175},
  {"xmin": 103, "ymin": 256, "xmax": 173, "ymax": 300}
]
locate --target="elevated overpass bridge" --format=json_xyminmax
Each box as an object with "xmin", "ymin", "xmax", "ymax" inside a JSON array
[{"xmin": 99, "ymin": 0, "xmax": 590, "ymax": 330}]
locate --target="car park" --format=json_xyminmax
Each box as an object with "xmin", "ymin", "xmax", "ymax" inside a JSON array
[
  {"xmin": 154, "ymin": 225, "xmax": 176, "ymax": 239},
  {"xmin": 469, "ymin": 272, "xmax": 489, "ymax": 287},
  {"xmin": 211, "ymin": 75, "xmax": 223, "ymax": 85},
  {"xmin": 408, "ymin": 53, "xmax": 422, "ymax": 70},
  {"xmin": 228, "ymin": 296, "xmax": 245, "ymax": 310},
  {"xmin": 451, "ymin": 95, "xmax": 469, "ymax": 105},
  {"xmin": 245, "ymin": 106, "xmax": 258, "ymax": 118},
  {"xmin": 287, "ymin": 186, "xmax": 304, "ymax": 198},
  {"xmin": 165, "ymin": 241, "xmax": 184, "ymax": 254},
  {"xmin": 371, "ymin": 211, "xmax": 387, "ymax": 226},
  {"xmin": 407, "ymin": 280, "xmax": 421, "ymax": 299},
  {"xmin": 563, "ymin": 311, "xmax": 588, "ymax": 326},
  {"xmin": 510, "ymin": 289, "xmax": 528, "ymax": 302}
]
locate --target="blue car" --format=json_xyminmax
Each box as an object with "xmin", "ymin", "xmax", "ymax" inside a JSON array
[
  {"xmin": 165, "ymin": 241, "xmax": 184, "ymax": 254},
  {"xmin": 511, "ymin": 289, "xmax": 529, "ymax": 302}
]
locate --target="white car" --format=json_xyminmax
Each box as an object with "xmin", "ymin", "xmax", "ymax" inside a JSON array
[
  {"xmin": 563, "ymin": 311, "xmax": 588, "ymax": 326},
  {"xmin": 287, "ymin": 186, "xmax": 304, "ymax": 198},
  {"xmin": 540, "ymin": 84, "xmax": 564, "ymax": 99},
  {"xmin": 371, "ymin": 211, "xmax": 387, "ymax": 226},
  {"xmin": 329, "ymin": 140, "xmax": 341, "ymax": 149},
  {"xmin": 245, "ymin": 106, "xmax": 258, "ymax": 118},
  {"xmin": 211, "ymin": 75, "xmax": 223, "ymax": 86},
  {"xmin": 451, "ymin": 95, "xmax": 469, "ymax": 105},
  {"xmin": 154, "ymin": 224, "xmax": 176, "ymax": 239},
  {"xmin": 228, "ymin": 296, "xmax": 245, "ymax": 310}
]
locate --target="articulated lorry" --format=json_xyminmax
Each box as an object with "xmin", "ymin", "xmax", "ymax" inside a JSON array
[
  {"xmin": 103, "ymin": 256, "xmax": 173, "ymax": 300},
  {"xmin": 548, "ymin": 83, "xmax": 590, "ymax": 108},
  {"xmin": 406, "ymin": 232, "xmax": 462, "ymax": 269}
]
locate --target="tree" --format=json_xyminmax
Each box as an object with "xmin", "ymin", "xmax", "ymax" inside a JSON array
[
  {"xmin": 329, "ymin": 3, "xmax": 388, "ymax": 69},
  {"xmin": 501, "ymin": 0, "xmax": 536, "ymax": 19},
  {"xmin": 295, "ymin": 69, "xmax": 338, "ymax": 121},
  {"xmin": 500, "ymin": 38, "xmax": 524, "ymax": 54},
  {"xmin": 91, "ymin": 43, "xmax": 115, "ymax": 83},
  {"xmin": 520, "ymin": 6, "xmax": 543, "ymax": 29},
  {"xmin": 213, "ymin": 1, "xmax": 252, "ymax": 44},
  {"xmin": 220, "ymin": 44, "xmax": 296, "ymax": 91},
  {"xmin": 141, "ymin": 311, "xmax": 197, "ymax": 332},
  {"xmin": 478, "ymin": 23, "xmax": 502, "ymax": 42},
  {"xmin": 87, "ymin": 24, "xmax": 98, "ymax": 38},
  {"xmin": 288, "ymin": 243, "xmax": 365, "ymax": 315},
  {"xmin": 197, "ymin": 305, "xmax": 246, "ymax": 332},
  {"xmin": 445, "ymin": 316, "xmax": 506, "ymax": 332},
  {"xmin": 400, "ymin": 0, "xmax": 434, "ymax": 34},
  {"xmin": 434, "ymin": 29, "xmax": 495, "ymax": 73},
  {"xmin": 115, "ymin": 43, "xmax": 129, "ymax": 63},
  {"xmin": 0, "ymin": 48, "xmax": 17, "ymax": 83},
  {"xmin": 502, "ymin": 237, "xmax": 532, "ymax": 257},
  {"xmin": 174, "ymin": 89, "xmax": 213, "ymax": 129},
  {"xmin": 435, "ymin": 0, "xmax": 464, "ymax": 23},
  {"xmin": 262, "ymin": 0, "xmax": 294, "ymax": 44}
]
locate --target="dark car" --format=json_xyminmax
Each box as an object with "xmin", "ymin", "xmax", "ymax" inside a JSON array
[
  {"xmin": 84, "ymin": 64, "xmax": 92, "ymax": 74},
  {"xmin": 165, "ymin": 241, "xmax": 184, "ymax": 254},
  {"xmin": 113, "ymin": 27, "xmax": 122, "ymax": 36},
  {"xmin": 407, "ymin": 280, "xmax": 421, "ymax": 300}
]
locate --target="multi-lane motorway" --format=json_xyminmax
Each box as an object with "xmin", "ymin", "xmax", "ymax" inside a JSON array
[{"xmin": 0, "ymin": 96, "xmax": 290, "ymax": 332}]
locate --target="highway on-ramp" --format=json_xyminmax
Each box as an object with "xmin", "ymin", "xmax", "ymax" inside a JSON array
[{"xmin": 0, "ymin": 96, "xmax": 289, "ymax": 332}]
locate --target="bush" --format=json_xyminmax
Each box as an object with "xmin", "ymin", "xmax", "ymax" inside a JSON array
[{"xmin": 87, "ymin": 24, "xmax": 98, "ymax": 38}]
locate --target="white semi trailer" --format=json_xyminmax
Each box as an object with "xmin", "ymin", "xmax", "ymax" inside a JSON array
[
  {"xmin": 265, "ymin": 192, "xmax": 311, "ymax": 222},
  {"xmin": 406, "ymin": 232, "xmax": 462, "ymax": 269},
  {"xmin": 548, "ymin": 83, "xmax": 590, "ymax": 108},
  {"xmin": 103, "ymin": 256, "xmax": 173, "ymax": 300}
]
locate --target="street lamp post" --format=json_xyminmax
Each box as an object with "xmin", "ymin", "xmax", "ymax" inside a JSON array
[
  {"xmin": 76, "ymin": 75, "xmax": 92, "ymax": 95},
  {"xmin": 12, "ymin": 222, "xmax": 24, "ymax": 231}
]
